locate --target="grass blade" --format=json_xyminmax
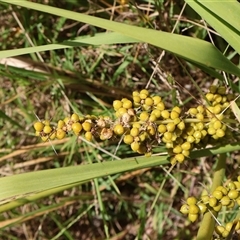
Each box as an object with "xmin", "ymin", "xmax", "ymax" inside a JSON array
[
  {"xmin": 0, "ymin": 0, "xmax": 239, "ymax": 76},
  {"xmin": 186, "ymin": 0, "xmax": 240, "ymax": 54},
  {"xmin": 0, "ymin": 32, "xmax": 139, "ymax": 58}
]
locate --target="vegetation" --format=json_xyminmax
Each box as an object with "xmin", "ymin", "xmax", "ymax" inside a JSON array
[{"xmin": 0, "ymin": 0, "xmax": 240, "ymax": 239}]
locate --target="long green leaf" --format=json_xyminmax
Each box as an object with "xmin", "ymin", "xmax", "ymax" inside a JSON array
[
  {"xmin": 0, "ymin": 32, "xmax": 139, "ymax": 59},
  {"xmin": 186, "ymin": 0, "xmax": 240, "ymax": 54},
  {"xmin": 0, "ymin": 155, "xmax": 169, "ymax": 202},
  {"xmin": 1, "ymin": 143, "xmax": 240, "ymax": 204},
  {"xmin": 0, "ymin": 0, "xmax": 240, "ymax": 76}
]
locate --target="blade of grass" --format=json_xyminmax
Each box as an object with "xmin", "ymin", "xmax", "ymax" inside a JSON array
[
  {"xmin": 0, "ymin": 0, "xmax": 240, "ymax": 76},
  {"xmin": 186, "ymin": 0, "xmax": 240, "ymax": 54},
  {"xmin": 0, "ymin": 32, "xmax": 139, "ymax": 59},
  {"xmin": 0, "ymin": 155, "xmax": 169, "ymax": 202},
  {"xmin": 1, "ymin": 143, "xmax": 240, "ymax": 206}
]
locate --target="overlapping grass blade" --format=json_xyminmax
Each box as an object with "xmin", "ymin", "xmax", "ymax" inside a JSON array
[
  {"xmin": 186, "ymin": 0, "xmax": 240, "ymax": 54},
  {"xmin": 0, "ymin": 32, "xmax": 139, "ymax": 59},
  {"xmin": 0, "ymin": 0, "xmax": 239, "ymax": 76},
  {"xmin": 0, "ymin": 155, "xmax": 169, "ymax": 203},
  {"xmin": 1, "ymin": 143, "xmax": 240, "ymax": 206}
]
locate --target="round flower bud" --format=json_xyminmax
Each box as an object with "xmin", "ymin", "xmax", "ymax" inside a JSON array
[
  {"xmin": 205, "ymin": 93, "xmax": 214, "ymax": 102},
  {"xmin": 181, "ymin": 142, "xmax": 191, "ymax": 151},
  {"xmin": 177, "ymin": 121, "xmax": 185, "ymax": 130},
  {"xmin": 72, "ymin": 122, "xmax": 82, "ymax": 135},
  {"xmin": 82, "ymin": 121, "xmax": 92, "ymax": 132},
  {"xmin": 49, "ymin": 132, "xmax": 56, "ymax": 140},
  {"xmin": 213, "ymin": 203, "xmax": 222, "ymax": 212},
  {"xmin": 188, "ymin": 108, "xmax": 198, "ymax": 116},
  {"xmin": 117, "ymin": 107, "xmax": 128, "ymax": 117},
  {"xmin": 215, "ymin": 186, "xmax": 228, "ymax": 195},
  {"xmin": 161, "ymin": 110, "xmax": 170, "ymax": 119},
  {"xmin": 41, "ymin": 136, "xmax": 48, "ymax": 142},
  {"xmin": 217, "ymin": 86, "xmax": 226, "ymax": 95},
  {"xmin": 43, "ymin": 120, "xmax": 50, "ymax": 126},
  {"xmin": 34, "ymin": 121, "xmax": 44, "ymax": 132},
  {"xmin": 149, "ymin": 114, "xmax": 157, "ymax": 122},
  {"xmin": 201, "ymin": 195, "xmax": 209, "ymax": 204},
  {"xmin": 133, "ymin": 96, "xmax": 141, "ymax": 104},
  {"xmin": 151, "ymin": 109, "xmax": 161, "ymax": 118},
  {"xmin": 156, "ymin": 102, "xmax": 165, "ymax": 111},
  {"xmin": 71, "ymin": 113, "xmax": 79, "ymax": 122},
  {"xmin": 212, "ymin": 190, "xmax": 223, "ymax": 200},
  {"xmin": 63, "ymin": 117, "xmax": 70, "ymax": 125},
  {"xmin": 132, "ymin": 91, "xmax": 139, "ymax": 97},
  {"xmin": 147, "ymin": 125, "xmax": 155, "ymax": 135},
  {"xmin": 221, "ymin": 196, "xmax": 231, "ymax": 206},
  {"xmin": 209, "ymin": 197, "xmax": 218, "ymax": 207},
  {"xmin": 57, "ymin": 120, "xmax": 65, "ymax": 129},
  {"xmin": 180, "ymin": 204, "xmax": 189, "ymax": 214},
  {"xmin": 228, "ymin": 181, "xmax": 237, "ymax": 190},
  {"xmin": 197, "ymin": 105, "xmax": 205, "ymax": 113},
  {"xmin": 188, "ymin": 213, "xmax": 198, "ymax": 222},
  {"xmin": 139, "ymin": 111, "xmax": 149, "ymax": 122},
  {"xmin": 196, "ymin": 113, "xmax": 204, "ymax": 121},
  {"xmin": 131, "ymin": 141, "xmax": 140, "ymax": 152},
  {"xmin": 163, "ymin": 132, "xmax": 173, "ymax": 141},
  {"xmin": 197, "ymin": 203, "xmax": 207, "ymax": 214},
  {"xmin": 234, "ymin": 181, "xmax": 240, "ymax": 189},
  {"xmin": 145, "ymin": 97, "xmax": 154, "ymax": 106},
  {"xmin": 227, "ymin": 201, "xmax": 235, "ymax": 209},
  {"xmin": 188, "ymin": 204, "xmax": 199, "ymax": 214},
  {"xmin": 209, "ymin": 85, "xmax": 217, "ymax": 94},
  {"xmin": 175, "ymin": 153, "xmax": 185, "ymax": 163},
  {"xmin": 139, "ymin": 89, "xmax": 149, "ymax": 99},
  {"xmin": 182, "ymin": 150, "xmax": 190, "ymax": 157},
  {"xmin": 122, "ymin": 99, "xmax": 133, "ymax": 109},
  {"xmin": 222, "ymin": 229, "xmax": 230, "ymax": 238},
  {"xmin": 216, "ymin": 129, "xmax": 225, "ymax": 138},
  {"xmin": 56, "ymin": 129, "xmax": 66, "ymax": 140},
  {"xmin": 130, "ymin": 127, "xmax": 139, "ymax": 137},
  {"xmin": 193, "ymin": 131, "xmax": 202, "ymax": 139},
  {"xmin": 158, "ymin": 124, "xmax": 167, "ymax": 134},
  {"xmin": 213, "ymin": 105, "xmax": 222, "ymax": 114},
  {"xmin": 173, "ymin": 145, "xmax": 182, "ymax": 154},
  {"xmin": 85, "ymin": 131, "xmax": 93, "ymax": 141},
  {"xmin": 152, "ymin": 96, "xmax": 162, "ymax": 105},
  {"xmin": 166, "ymin": 122, "xmax": 176, "ymax": 132},
  {"xmin": 228, "ymin": 190, "xmax": 239, "ymax": 200},
  {"xmin": 225, "ymin": 222, "xmax": 233, "ymax": 232},
  {"xmin": 170, "ymin": 110, "xmax": 179, "ymax": 120},
  {"xmin": 113, "ymin": 124, "xmax": 125, "ymax": 135},
  {"xmin": 215, "ymin": 225, "xmax": 225, "ymax": 235},
  {"xmin": 43, "ymin": 125, "xmax": 53, "ymax": 134},
  {"xmin": 186, "ymin": 135, "xmax": 195, "ymax": 143},
  {"xmin": 123, "ymin": 134, "xmax": 134, "ymax": 145},
  {"xmin": 187, "ymin": 197, "xmax": 197, "ymax": 205}
]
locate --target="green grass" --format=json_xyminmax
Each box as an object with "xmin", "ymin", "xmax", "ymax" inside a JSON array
[{"xmin": 0, "ymin": 0, "xmax": 240, "ymax": 239}]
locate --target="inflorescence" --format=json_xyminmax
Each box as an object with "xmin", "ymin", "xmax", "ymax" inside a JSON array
[
  {"xmin": 34, "ymin": 85, "xmax": 240, "ymax": 237},
  {"xmin": 34, "ymin": 85, "xmax": 236, "ymax": 164},
  {"xmin": 180, "ymin": 178, "xmax": 240, "ymax": 238}
]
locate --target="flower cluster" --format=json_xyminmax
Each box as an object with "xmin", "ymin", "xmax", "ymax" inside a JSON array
[
  {"xmin": 180, "ymin": 177, "xmax": 240, "ymax": 238},
  {"xmin": 33, "ymin": 86, "xmax": 235, "ymax": 164}
]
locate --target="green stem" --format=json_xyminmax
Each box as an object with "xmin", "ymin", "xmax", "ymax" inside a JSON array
[{"xmin": 196, "ymin": 153, "xmax": 226, "ymax": 240}]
